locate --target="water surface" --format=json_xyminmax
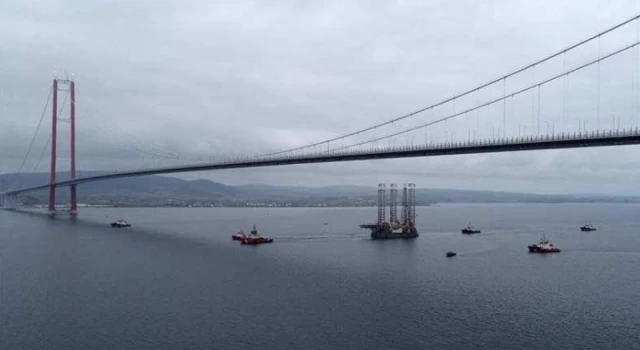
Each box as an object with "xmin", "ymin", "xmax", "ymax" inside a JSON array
[{"xmin": 1, "ymin": 204, "xmax": 639, "ymax": 349}]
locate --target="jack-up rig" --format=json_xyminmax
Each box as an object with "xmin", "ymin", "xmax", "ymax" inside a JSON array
[{"xmin": 360, "ymin": 183, "xmax": 418, "ymax": 239}]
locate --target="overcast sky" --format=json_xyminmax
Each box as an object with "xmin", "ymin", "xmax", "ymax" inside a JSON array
[{"xmin": 3, "ymin": 0, "xmax": 640, "ymax": 194}]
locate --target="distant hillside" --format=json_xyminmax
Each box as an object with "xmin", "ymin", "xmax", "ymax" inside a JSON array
[
  {"xmin": 237, "ymin": 184, "xmax": 640, "ymax": 204},
  {"xmin": 2, "ymin": 172, "xmax": 640, "ymax": 206},
  {"xmin": 1, "ymin": 171, "xmax": 237, "ymax": 196},
  {"xmin": 0, "ymin": 172, "xmax": 238, "ymax": 205},
  {"xmin": 234, "ymin": 184, "xmax": 375, "ymax": 200}
]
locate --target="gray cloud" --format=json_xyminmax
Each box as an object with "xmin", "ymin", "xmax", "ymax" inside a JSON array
[{"xmin": 3, "ymin": 0, "xmax": 640, "ymax": 194}]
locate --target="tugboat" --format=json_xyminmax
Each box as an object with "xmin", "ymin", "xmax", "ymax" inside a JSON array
[
  {"xmin": 527, "ymin": 234, "xmax": 560, "ymax": 253},
  {"xmin": 461, "ymin": 222, "xmax": 481, "ymax": 234},
  {"xmin": 240, "ymin": 225, "xmax": 274, "ymax": 245},
  {"xmin": 232, "ymin": 230, "xmax": 247, "ymax": 241},
  {"xmin": 446, "ymin": 251, "xmax": 457, "ymax": 258},
  {"xmin": 580, "ymin": 223, "xmax": 596, "ymax": 232},
  {"xmin": 110, "ymin": 219, "xmax": 131, "ymax": 228}
]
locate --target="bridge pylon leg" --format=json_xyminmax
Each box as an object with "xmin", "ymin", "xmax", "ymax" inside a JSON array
[
  {"xmin": 69, "ymin": 80, "xmax": 77, "ymax": 216},
  {"xmin": 48, "ymin": 78, "xmax": 58, "ymax": 215},
  {"xmin": 70, "ymin": 185, "xmax": 78, "ymax": 216}
]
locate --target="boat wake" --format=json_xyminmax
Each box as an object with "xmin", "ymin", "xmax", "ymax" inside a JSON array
[
  {"xmin": 570, "ymin": 248, "xmax": 640, "ymax": 255},
  {"xmin": 274, "ymin": 233, "xmax": 367, "ymax": 242}
]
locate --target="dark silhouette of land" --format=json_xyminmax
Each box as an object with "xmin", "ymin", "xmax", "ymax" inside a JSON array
[{"xmin": 2, "ymin": 172, "xmax": 638, "ymax": 207}]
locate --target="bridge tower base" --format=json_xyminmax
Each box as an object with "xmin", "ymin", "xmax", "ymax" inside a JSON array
[{"xmin": 3, "ymin": 194, "xmax": 18, "ymax": 210}]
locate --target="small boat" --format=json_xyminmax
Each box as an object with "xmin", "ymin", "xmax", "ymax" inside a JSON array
[
  {"xmin": 239, "ymin": 225, "xmax": 274, "ymax": 245},
  {"xmin": 461, "ymin": 222, "xmax": 481, "ymax": 234},
  {"xmin": 528, "ymin": 234, "xmax": 560, "ymax": 253},
  {"xmin": 580, "ymin": 223, "xmax": 596, "ymax": 232},
  {"xmin": 446, "ymin": 251, "xmax": 457, "ymax": 258},
  {"xmin": 110, "ymin": 219, "xmax": 131, "ymax": 228},
  {"xmin": 232, "ymin": 230, "xmax": 247, "ymax": 241}
]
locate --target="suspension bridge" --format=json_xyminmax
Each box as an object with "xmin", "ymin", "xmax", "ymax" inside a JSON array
[{"xmin": 4, "ymin": 14, "xmax": 640, "ymax": 214}]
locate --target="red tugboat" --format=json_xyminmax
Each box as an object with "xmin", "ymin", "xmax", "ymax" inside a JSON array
[
  {"xmin": 528, "ymin": 234, "xmax": 560, "ymax": 253},
  {"xmin": 240, "ymin": 225, "xmax": 274, "ymax": 245},
  {"xmin": 232, "ymin": 230, "xmax": 247, "ymax": 241}
]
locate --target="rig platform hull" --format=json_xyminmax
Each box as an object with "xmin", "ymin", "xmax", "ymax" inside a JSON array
[{"xmin": 360, "ymin": 223, "xmax": 419, "ymax": 240}]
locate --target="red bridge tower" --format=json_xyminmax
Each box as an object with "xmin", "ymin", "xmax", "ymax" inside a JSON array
[{"xmin": 48, "ymin": 78, "xmax": 77, "ymax": 215}]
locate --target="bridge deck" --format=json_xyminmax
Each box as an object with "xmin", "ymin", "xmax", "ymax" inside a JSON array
[{"xmin": 5, "ymin": 129, "xmax": 640, "ymax": 196}]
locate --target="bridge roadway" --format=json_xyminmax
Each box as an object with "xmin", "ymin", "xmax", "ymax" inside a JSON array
[{"xmin": 5, "ymin": 129, "xmax": 640, "ymax": 196}]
